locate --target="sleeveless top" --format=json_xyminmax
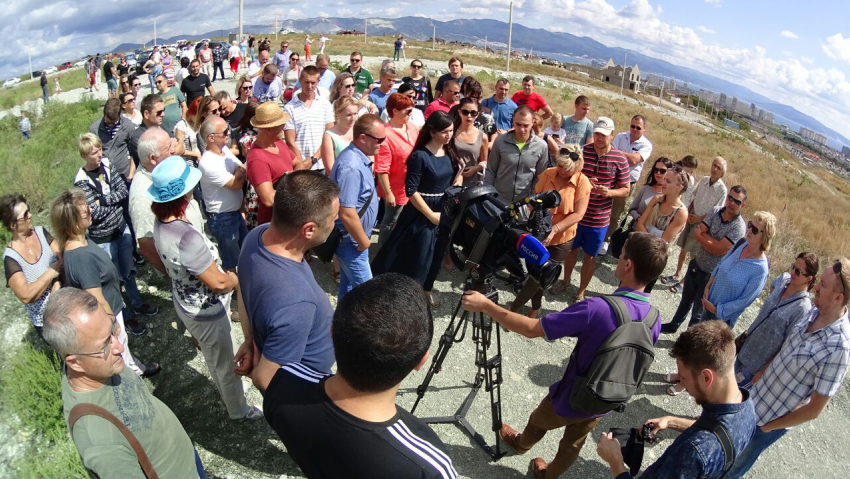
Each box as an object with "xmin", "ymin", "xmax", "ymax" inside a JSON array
[
  {"xmin": 652, "ymin": 200, "xmax": 684, "ymax": 239},
  {"xmin": 325, "ymin": 130, "xmax": 351, "ymax": 159},
  {"xmin": 454, "ymin": 130, "xmax": 483, "ymax": 186},
  {"xmin": 3, "ymin": 226, "xmax": 58, "ymax": 327}
]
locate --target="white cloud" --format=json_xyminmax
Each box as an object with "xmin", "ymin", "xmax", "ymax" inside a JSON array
[
  {"xmin": 781, "ymin": 30, "xmax": 798, "ymax": 39},
  {"xmin": 698, "ymin": 25, "xmax": 716, "ymax": 34},
  {"xmin": 337, "ymin": 7, "xmax": 353, "ymax": 16},
  {"xmin": 704, "ymin": 0, "xmax": 721, "ymax": 5},
  {"xmin": 823, "ymin": 33, "xmax": 850, "ymax": 64},
  {"xmin": 800, "ymin": 56, "xmax": 815, "ymax": 64},
  {"xmin": 317, "ymin": 11, "xmax": 329, "ymax": 18},
  {"xmin": 459, "ymin": 7, "xmax": 491, "ymax": 14}
]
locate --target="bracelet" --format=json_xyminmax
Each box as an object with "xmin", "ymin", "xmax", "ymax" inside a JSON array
[{"xmin": 553, "ymin": 225, "xmax": 559, "ymax": 233}]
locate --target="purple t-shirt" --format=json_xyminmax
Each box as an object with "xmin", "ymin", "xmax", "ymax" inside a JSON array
[{"xmin": 540, "ymin": 288, "xmax": 662, "ymax": 419}]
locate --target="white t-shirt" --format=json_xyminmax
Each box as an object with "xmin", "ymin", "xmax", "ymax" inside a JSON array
[
  {"xmin": 284, "ymin": 94, "xmax": 334, "ymax": 170},
  {"xmin": 612, "ymin": 132, "xmax": 654, "ymax": 182},
  {"xmin": 543, "ymin": 127, "xmax": 567, "ymax": 143},
  {"xmin": 228, "ymin": 45, "xmax": 241, "ymax": 58},
  {"xmin": 199, "ymin": 148, "xmax": 244, "ymax": 213}
]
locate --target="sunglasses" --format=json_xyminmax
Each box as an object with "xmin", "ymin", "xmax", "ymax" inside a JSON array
[
  {"xmin": 121, "ymin": 81, "xmax": 129, "ymax": 85},
  {"xmin": 350, "ymin": 58, "xmax": 361, "ymax": 63},
  {"xmin": 460, "ymin": 109, "xmax": 479, "ymax": 117},
  {"xmin": 630, "ymin": 124, "xmax": 643, "ymax": 131},
  {"xmin": 747, "ymin": 221, "xmax": 762, "ymax": 235},
  {"xmin": 123, "ymin": 98, "xmax": 135, "ymax": 104},
  {"xmin": 364, "ymin": 133, "xmax": 386, "ymax": 144},
  {"xmin": 153, "ymin": 109, "xmax": 165, "ymax": 117},
  {"xmin": 791, "ymin": 264, "xmax": 807, "ymax": 277},
  {"xmin": 727, "ymin": 195, "xmax": 743, "ymax": 206},
  {"xmin": 15, "ymin": 209, "xmax": 31, "ymax": 222},
  {"xmin": 132, "ymin": 83, "xmax": 141, "ymax": 87},
  {"xmin": 558, "ymin": 148, "xmax": 581, "ymax": 162},
  {"xmin": 155, "ymin": 80, "xmax": 163, "ymax": 85},
  {"xmin": 240, "ymin": 85, "xmax": 251, "ymax": 90},
  {"xmin": 213, "ymin": 126, "xmax": 232, "ymax": 137},
  {"xmin": 401, "ymin": 108, "xmax": 413, "ymax": 115},
  {"xmin": 654, "ymin": 167, "xmax": 667, "ymax": 175},
  {"xmin": 290, "ymin": 57, "xmax": 299, "ymax": 62},
  {"xmin": 834, "ymin": 260, "xmax": 848, "ymax": 295},
  {"xmin": 343, "ymin": 83, "xmax": 355, "ymax": 88},
  {"xmin": 411, "ymin": 64, "xmax": 422, "ymax": 69},
  {"xmin": 447, "ymin": 90, "xmax": 460, "ymax": 95}
]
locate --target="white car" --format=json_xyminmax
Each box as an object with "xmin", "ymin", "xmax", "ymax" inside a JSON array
[
  {"xmin": 43, "ymin": 66, "xmax": 57, "ymax": 74},
  {"xmin": 3, "ymin": 77, "xmax": 21, "ymax": 87},
  {"xmin": 74, "ymin": 60, "xmax": 87, "ymax": 67}
]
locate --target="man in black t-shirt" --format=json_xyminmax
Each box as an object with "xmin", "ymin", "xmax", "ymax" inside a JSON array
[
  {"xmin": 256, "ymin": 273, "xmax": 458, "ymax": 479},
  {"xmin": 180, "ymin": 59, "xmax": 215, "ymax": 106},
  {"xmin": 103, "ymin": 59, "xmax": 117, "ymax": 98}
]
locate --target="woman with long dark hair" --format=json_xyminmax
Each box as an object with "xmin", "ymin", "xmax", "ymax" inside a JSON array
[
  {"xmin": 372, "ymin": 111, "xmax": 462, "ymax": 307},
  {"xmin": 452, "ymin": 97, "xmax": 489, "ymax": 187}
]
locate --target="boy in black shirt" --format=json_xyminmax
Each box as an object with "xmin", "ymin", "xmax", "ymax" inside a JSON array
[{"xmin": 256, "ymin": 273, "xmax": 458, "ymax": 479}]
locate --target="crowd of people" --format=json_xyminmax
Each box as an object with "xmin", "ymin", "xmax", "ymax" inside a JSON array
[{"xmin": 3, "ymin": 45, "xmax": 849, "ymax": 479}]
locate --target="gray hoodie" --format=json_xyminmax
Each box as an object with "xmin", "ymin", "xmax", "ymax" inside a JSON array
[{"xmin": 483, "ymin": 132, "xmax": 548, "ymax": 203}]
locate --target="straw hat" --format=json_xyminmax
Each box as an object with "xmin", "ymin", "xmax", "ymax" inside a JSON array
[{"xmin": 250, "ymin": 102, "xmax": 291, "ymax": 128}]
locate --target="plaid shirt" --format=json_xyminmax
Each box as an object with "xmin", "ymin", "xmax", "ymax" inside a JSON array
[{"xmin": 751, "ymin": 307, "xmax": 850, "ymax": 427}]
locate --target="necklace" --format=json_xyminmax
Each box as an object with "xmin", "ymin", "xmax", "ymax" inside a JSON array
[{"xmin": 13, "ymin": 235, "xmax": 35, "ymax": 257}]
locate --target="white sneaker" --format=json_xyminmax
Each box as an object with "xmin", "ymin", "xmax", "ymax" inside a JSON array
[
  {"xmin": 237, "ymin": 405, "xmax": 263, "ymax": 422},
  {"xmin": 600, "ymin": 241, "xmax": 610, "ymax": 255}
]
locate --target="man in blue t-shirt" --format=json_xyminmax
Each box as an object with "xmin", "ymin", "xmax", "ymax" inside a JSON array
[
  {"xmin": 462, "ymin": 233, "xmax": 667, "ymax": 479},
  {"xmin": 481, "ymin": 78, "xmax": 518, "ymax": 134},
  {"xmin": 236, "ymin": 171, "xmax": 340, "ymax": 380}
]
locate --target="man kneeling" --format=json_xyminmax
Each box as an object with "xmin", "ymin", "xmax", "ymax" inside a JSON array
[{"xmin": 253, "ymin": 273, "xmax": 458, "ymax": 478}]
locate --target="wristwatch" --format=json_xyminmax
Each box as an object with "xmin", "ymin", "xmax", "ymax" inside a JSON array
[{"xmin": 310, "ymin": 156, "xmax": 319, "ymax": 165}]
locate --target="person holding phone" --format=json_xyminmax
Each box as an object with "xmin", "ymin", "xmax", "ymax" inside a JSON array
[{"xmin": 453, "ymin": 97, "xmax": 488, "ymax": 187}]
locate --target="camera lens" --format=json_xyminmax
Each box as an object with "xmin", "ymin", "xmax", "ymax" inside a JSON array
[{"xmin": 536, "ymin": 261, "xmax": 563, "ymax": 291}]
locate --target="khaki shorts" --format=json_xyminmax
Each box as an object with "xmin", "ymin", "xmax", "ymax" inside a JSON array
[{"xmin": 677, "ymin": 221, "xmax": 699, "ymax": 254}]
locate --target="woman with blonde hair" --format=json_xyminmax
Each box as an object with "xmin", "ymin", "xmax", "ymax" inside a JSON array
[
  {"xmin": 512, "ymin": 145, "xmax": 591, "ymax": 316},
  {"xmin": 192, "ymin": 95, "xmax": 221, "ymax": 154},
  {"xmin": 330, "ymin": 73, "xmax": 379, "ymax": 114},
  {"xmin": 234, "ymin": 74, "xmax": 253, "ymax": 103},
  {"xmin": 319, "ymin": 96, "xmax": 359, "ymax": 174},
  {"xmin": 50, "ymin": 188, "xmax": 159, "ymax": 377}
]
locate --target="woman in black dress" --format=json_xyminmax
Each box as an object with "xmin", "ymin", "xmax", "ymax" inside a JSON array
[{"xmin": 372, "ymin": 111, "xmax": 461, "ymax": 307}]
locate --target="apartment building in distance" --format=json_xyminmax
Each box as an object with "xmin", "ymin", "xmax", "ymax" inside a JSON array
[{"xmin": 800, "ymin": 127, "xmax": 828, "ymax": 146}]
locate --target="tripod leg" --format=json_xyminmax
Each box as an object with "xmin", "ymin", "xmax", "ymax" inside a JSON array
[
  {"xmin": 412, "ymin": 307, "xmax": 469, "ymax": 414},
  {"xmin": 485, "ymin": 323, "xmax": 505, "ymax": 458}
]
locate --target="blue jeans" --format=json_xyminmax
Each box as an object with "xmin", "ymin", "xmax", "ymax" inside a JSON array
[
  {"xmin": 42, "ymin": 84, "xmax": 48, "ymax": 103},
  {"xmin": 147, "ymin": 72, "xmax": 156, "ymax": 94},
  {"xmin": 194, "ymin": 449, "xmax": 208, "ymax": 479},
  {"xmin": 725, "ymin": 426, "xmax": 789, "ymax": 478},
  {"xmin": 207, "ymin": 211, "xmax": 247, "ymax": 270},
  {"xmin": 98, "ymin": 225, "xmax": 142, "ymax": 316},
  {"xmin": 336, "ymin": 236, "xmax": 372, "ymax": 300}
]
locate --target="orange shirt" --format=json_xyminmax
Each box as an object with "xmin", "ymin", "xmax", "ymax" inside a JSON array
[
  {"xmin": 374, "ymin": 123, "xmax": 419, "ymax": 205},
  {"xmin": 536, "ymin": 167, "xmax": 591, "ymax": 245}
]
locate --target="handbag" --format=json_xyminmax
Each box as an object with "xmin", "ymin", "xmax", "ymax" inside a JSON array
[
  {"xmin": 608, "ymin": 216, "xmax": 635, "ymax": 259},
  {"xmin": 735, "ymin": 294, "xmax": 805, "ymax": 354},
  {"xmin": 69, "ymin": 403, "xmax": 159, "ymax": 478},
  {"xmin": 311, "ymin": 189, "xmax": 373, "ymax": 263}
]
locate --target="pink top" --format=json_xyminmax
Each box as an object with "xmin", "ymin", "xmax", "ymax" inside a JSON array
[
  {"xmin": 374, "ymin": 123, "xmax": 419, "ymax": 205},
  {"xmin": 423, "ymin": 97, "xmax": 455, "ymax": 120}
]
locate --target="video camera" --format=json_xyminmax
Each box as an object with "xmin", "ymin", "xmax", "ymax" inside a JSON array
[{"xmin": 441, "ymin": 185, "xmax": 563, "ymax": 291}]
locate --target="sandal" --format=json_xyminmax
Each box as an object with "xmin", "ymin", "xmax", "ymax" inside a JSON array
[
  {"xmin": 425, "ymin": 292, "xmax": 440, "ymax": 309},
  {"xmin": 669, "ymin": 283, "xmax": 683, "ymax": 294},
  {"xmin": 333, "ymin": 270, "xmax": 341, "ymax": 285},
  {"xmin": 660, "ymin": 275, "xmax": 680, "ymax": 285},
  {"xmin": 666, "ymin": 384, "xmax": 685, "ymax": 396},
  {"xmin": 662, "ymin": 373, "xmax": 680, "ymax": 384}
]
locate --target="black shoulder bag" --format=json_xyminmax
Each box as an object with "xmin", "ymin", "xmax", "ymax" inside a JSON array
[{"xmin": 310, "ymin": 189, "xmax": 373, "ymax": 263}]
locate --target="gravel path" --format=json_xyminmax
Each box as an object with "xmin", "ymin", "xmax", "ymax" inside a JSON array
[{"xmin": 0, "ymin": 56, "xmax": 846, "ymax": 479}]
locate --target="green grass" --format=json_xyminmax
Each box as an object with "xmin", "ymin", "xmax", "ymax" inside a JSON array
[
  {"xmin": 0, "ymin": 97, "xmax": 103, "ymax": 244},
  {"xmin": 0, "ymin": 69, "xmax": 88, "ymax": 110}
]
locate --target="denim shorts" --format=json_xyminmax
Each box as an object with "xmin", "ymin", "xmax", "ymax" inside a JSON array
[
  {"xmin": 571, "ymin": 224, "xmax": 607, "ymax": 256},
  {"xmin": 206, "ymin": 211, "xmax": 247, "ymax": 269}
]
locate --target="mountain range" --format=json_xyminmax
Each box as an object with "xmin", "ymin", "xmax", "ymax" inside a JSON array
[{"xmin": 113, "ymin": 15, "xmax": 849, "ymax": 148}]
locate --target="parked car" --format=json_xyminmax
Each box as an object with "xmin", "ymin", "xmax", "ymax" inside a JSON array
[
  {"xmin": 134, "ymin": 51, "xmax": 153, "ymax": 75},
  {"xmin": 43, "ymin": 66, "xmax": 57, "ymax": 74},
  {"xmin": 58, "ymin": 62, "xmax": 72, "ymax": 71},
  {"xmin": 194, "ymin": 41, "xmax": 226, "ymax": 56},
  {"xmin": 74, "ymin": 59, "xmax": 87, "ymax": 67},
  {"xmin": 31, "ymin": 71, "xmax": 42, "ymax": 78},
  {"xmin": 125, "ymin": 53, "xmax": 137, "ymax": 68},
  {"xmin": 3, "ymin": 77, "xmax": 21, "ymax": 87}
]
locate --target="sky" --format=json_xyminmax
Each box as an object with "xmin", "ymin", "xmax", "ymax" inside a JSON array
[{"xmin": 3, "ymin": 0, "xmax": 850, "ymax": 143}]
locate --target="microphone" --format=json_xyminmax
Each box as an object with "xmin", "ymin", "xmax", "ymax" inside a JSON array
[{"xmin": 510, "ymin": 230, "xmax": 550, "ymax": 267}]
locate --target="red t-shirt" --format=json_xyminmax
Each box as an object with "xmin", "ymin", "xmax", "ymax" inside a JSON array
[
  {"xmin": 246, "ymin": 140, "xmax": 294, "ymax": 225},
  {"xmin": 579, "ymin": 143, "xmax": 630, "ymax": 228},
  {"xmin": 511, "ymin": 91, "xmax": 548, "ymax": 113}
]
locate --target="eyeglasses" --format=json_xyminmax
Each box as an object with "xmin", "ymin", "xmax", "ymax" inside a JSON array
[
  {"xmin": 460, "ymin": 109, "xmax": 479, "ymax": 117},
  {"xmin": 833, "ymin": 260, "xmax": 848, "ymax": 295},
  {"xmin": 132, "ymin": 83, "xmax": 141, "ymax": 87},
  {"xmin": 240, "ymin": 85, "xmax": 251, "ymax": 90},
  {"xmin": 630, "ymin": 124, "xmax": 643, "ymax": 131},
  {"xmin": 68, "ymin": 315, "xmax": 120, "ymax": 358},
  {"xmin": 213, "ymin": 126, "xmax": 232, "ymax": 137},
  {"xmin": 747, "ymin": 221, "xmax": 762, "ymax": 235},
  {"xmin": 350, "ymin": 58, "xmax": 361, "ymax": 63},
  {"xmin": 153, "ymin": 109, "xmax": 165, "ymax": 117},
  {"xmin": 364, "ymin": 133, "xmax": 386, "ymax": 144},
  {"xmin": 791, "ymin": 264, "xmax": 807, "ymax": 277},
  {"xmin": 14, "ymin": 209, "xmax": 31, "ymax": 222},
  {"xmin": 121, "ymin": 81, "xmax": 129, "ymax": 85},
  {"xmin": 343, "ymin": 83, "xmax": 355, "ymax": 88},
  {"xmin": 290, "ymin": 57, "xmax": 299, "ymax": 62},
  {"xmin": 401, "ymin": 108, "xmax": 413, "ymax": 116},
  {"xmin": 411, "ymin": 64, "xmax": 422, "ymax": 69},
  {"xmin": 727, "ymin": 195, "xmax": 743, "ymax": 206},
  {"xmin": 558, "ymin": 148, "xmax": 581, "ymax": 162},
  {"xmin": 654, "ymin": 168, "xmax": 667, "ymax": 175},
  {"xmin": 123, "ymin": 98, "xmax": 135, "ymax": 104},
  {"xmin": 155, "ymin": 80, "xmax": 163, "ymax": 85},
  {"xmin": 446, "ymin": 89, "xmax": 460, "ymax": 95}
]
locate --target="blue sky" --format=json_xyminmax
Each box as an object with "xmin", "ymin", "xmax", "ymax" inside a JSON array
[{"xmin": 3, "ymin": 0, "xmax": 849, "ymax": 142}]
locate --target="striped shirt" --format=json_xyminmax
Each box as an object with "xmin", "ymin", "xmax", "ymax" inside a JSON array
[
  {"xmin": 283, "ymin": 94, "xmax": 334, "ymax": 171},
  {"xmin": 751, "ymin": 308, "xmax": 850, "ymax": 427},
  {"xmin": 579, "ymin": 144, "xmax": 630, "ymax": 228},
  {"xmin": 265, "ymin": 363, "xmax": 458, "ymax": 479}
]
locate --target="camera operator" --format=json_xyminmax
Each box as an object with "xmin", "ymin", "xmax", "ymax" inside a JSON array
[
  {"xmin": 597, "ymin": 320, "xmax": 756, "ymax": 479},
  {"xmin": 484, "ymin": 106, "xmax": 549, "ymax": 204},
  {"xmin": 462, "ymin": 232, "xmax": 666, "ymax": 478},
  {"xmin": 255, "ymin": 273, "xmax": 458, "ymax": 478}
]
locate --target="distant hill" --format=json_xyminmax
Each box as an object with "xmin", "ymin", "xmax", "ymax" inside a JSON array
[{"xmin": 112, "ymin": 16, "xmax": 849, "ymax": 148}]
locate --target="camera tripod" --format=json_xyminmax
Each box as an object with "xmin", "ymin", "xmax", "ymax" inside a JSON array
[{"xmin": 411, "ymin": 273, "xmax": 506, "ymax": 461}]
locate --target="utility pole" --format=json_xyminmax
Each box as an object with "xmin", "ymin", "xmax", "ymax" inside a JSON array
[
  {"xmin": 506, "ymin": 2, "xmax": 513, "ymax": 72},
  {"xmin": 154, "ymin": 20, "xmax": 157, "ymax": 47},
  {"xmin": 238, "ymin": 0, "xmax": 243, "ymax": 45},
  {"xmin": 484, "ymin": 35, "xmax": 488, "ymax": 55},
  {"xmin": 432, "ymin": 25, "xmax": 436, "ymax": 50},
  {"xmin": 273, "ymin": 18, "xmax": 279, "ymax": 41},
  {"xmin": 658, "ymin": 80, "xmax": 663, "ymax": 107},
  {"xmin": 364, "ymin": 18, "xmax": 367, "ymax": 44},
  {"xmin": 28, "ymin": 51, "xmax": 33, "ymax": 80},
  {"xmin": 619, "ymin": 53, "xmax": 627, "ymax": 96}
]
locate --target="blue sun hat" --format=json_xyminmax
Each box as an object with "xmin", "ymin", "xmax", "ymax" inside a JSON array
[{"xmin": 147, "ymin": 156, "xmax": 202, "ymax": 203}]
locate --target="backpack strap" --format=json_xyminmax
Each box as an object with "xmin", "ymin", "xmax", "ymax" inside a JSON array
[
  {"xmin": 68, "ymin": 403, "xmax": 160, "ymax": 479},
  {"xmin": 695, "ymin": 416, "xmax": 735, "ymax": 474},
  {"xmin": 602, "ymin": 295, "xmax": 661, "ymax": 330}
]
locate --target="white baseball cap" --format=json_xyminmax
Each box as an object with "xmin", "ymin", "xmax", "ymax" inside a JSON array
[{"xmin": 593, "ymin": 117, "xmax": 615, "ymax": 135}]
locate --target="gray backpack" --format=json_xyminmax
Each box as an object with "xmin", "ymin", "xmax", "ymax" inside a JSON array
[{"xmin": 569, "ymin": 295, "xmax": 659, "ymax": 415}]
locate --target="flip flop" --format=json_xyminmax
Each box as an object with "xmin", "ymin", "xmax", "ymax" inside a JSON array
[
  {"xmin": 666, "ymin": 384, "xmax": 685, "ymax": 396},
  {"xmin": 669, "ymin": 283, "xmax": 683, "ymax": 294},
  {"xmin": 662, "ymin": 373, "xmax": 680, "ymax": 384}
]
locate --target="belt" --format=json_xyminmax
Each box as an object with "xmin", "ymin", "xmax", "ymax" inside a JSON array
[{"xmin": 419, "ymin": 192, "xmax": 443, "ymax": 197}]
